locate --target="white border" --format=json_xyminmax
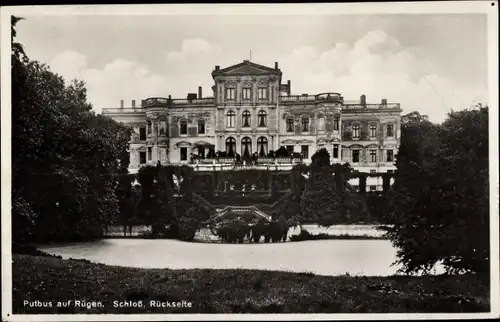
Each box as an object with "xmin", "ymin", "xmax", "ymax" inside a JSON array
[{"xmin": 1, "ymin": 2, "xmax": 499, "ymax": 321}]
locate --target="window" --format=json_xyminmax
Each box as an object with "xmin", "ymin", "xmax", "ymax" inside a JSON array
[
  {"xmin": 226, "ymin": 88, "xmax": 235, "ymax": 100},
  {"xmin": 258, "ymin": 110, "xmax": 267, "ymax": 127},
  {"xmin": 318, "ymin": 116, "xmax": 325, "ymax": 131},
  {"xmin": 334, "ymin": 116, "xmax": 340, "ymax": 131},
  {"xmin": 369, "ymin": 124, "xmax": 377, "ymax": 137},
  {"xmin": 286, "ymin": 145, "xmax": 294, "ymax": 155},
  {"xmin": 180, "ymin": 119, "xmax": 187, "ymax": 135},
  {"xmin": 387, "ymin": 124, "xmax": 394, "ymax": 137},
  {"xmin": 226, "ymin": 110, "xmax": 235, "ymax": 128},
  {"xmin": 139, "ymin": 127, "xmax": 146, "ymax": 141},
  {"xmin": 241, "ymin": 137, "xmax": 252, "ymax": 157},
  {"xmin": 242, "ymin": 88, "xmax": 252, "ymax": 100},
  {"xmin": 370, "ymin": 185, "xmax": 377, "ymax": 191},
  {"xmin": 159, "ymin": 121, "xmax": 166, "ymax": 135},
  {"xmin": 226, "ymin": 137, "xmax": 236, "ymax": 156},
  {"xmin": 258, "ymin": 87, "xmax": 267, "ymax": 100},
  {"xmin": 198, "ymin": 119, "xmax": 205, "ymax": 134},
  {"xmin": 352, "ymin": 150, "xmax": 360, "ymax": 163},
  {"xmin": 147, "ymin": 121, "xmax": 152, "ymax": 134},
  {"xmin": 198, "ymin": 147, "xmax": 205, "ymax": 158},
  {"xmin": 301, "ymin": 145, "xmax": 309, "ymax": 159},
  {"xmin": 333, "ymin": 144, "xmax": 339, "ymax": 158},
  {"xmin": 352, "ymin": 124, "xmax": 361, "ymax": 138},
  {"xmin": 147, "ymin": 147, "xmax": 152, "ymax": 160},
  {"xmin": 387, "ymin": 149, "xmax": 394, "ymax": 162},
  {"xmin": 286, "ymin": 117, "xmax": 294, "ymax": 133},
  {"xmin": 180, "ymin": 147, "xmax": 188, "ymax": 161},
  {"xmin": 139, "ymin": 151, "xmax": 146, "ymax": 164},
  {"xmin": 301, "ymin": 116, "xmax": 310, "ymax": 132},
  {"xmin": 242, "ymin": 110, "xmax": 251, "ymax": 127},
  {"xmin": 369, "ymin": 150, "xmax": 377, "ymax": 162},
  {"xmin": 257, "ymin": 137, "xmax": 268, "ymax": 157}
]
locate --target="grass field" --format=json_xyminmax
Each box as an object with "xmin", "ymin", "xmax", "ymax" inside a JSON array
[{"xmin": 12, "ymin": 254, "xmax": 490, "ymax": 314}]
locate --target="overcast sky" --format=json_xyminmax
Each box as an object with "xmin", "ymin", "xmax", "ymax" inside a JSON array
[{"xmin": 15, "ymin": 12, "xmax": 488, "ymax": 122}]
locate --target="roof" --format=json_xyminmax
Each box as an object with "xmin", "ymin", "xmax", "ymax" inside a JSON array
[{"xmin": 212, "ymin": 60, "xmax": 282, "ymax": 77}]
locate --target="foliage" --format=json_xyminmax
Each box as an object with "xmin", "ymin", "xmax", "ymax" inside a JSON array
[
  {"xmin": 275, "ymin": 146, "xmax": 290, "ymax": 158},
  {"xmin": 384, "ymin": 108, "xmax": 489, "ymax": 275},
  {"xmin": 11, "ymin": 17, "xmax": 131, "ymax": 242},
  {"xmin": 13, "ymin": 254, "xmax": 490, "ymax": 313},
  {"xmin": 311, "ymin": 148, "xmax": 331, "ymax": 168},
  {"xmin": 300, "ymin": 168, "xmax": 342, "ymax": 225}
]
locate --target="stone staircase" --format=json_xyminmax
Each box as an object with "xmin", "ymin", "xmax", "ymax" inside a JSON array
[{"xmin": 213, "ymin": 205, "xmax": 272, "ymax": 222}]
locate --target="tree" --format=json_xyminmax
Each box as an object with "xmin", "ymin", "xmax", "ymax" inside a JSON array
[
  {"xmin": 300, "ymin": 167, "xmax": 342, "ymax": 226},
  {"xmin": 384, "ymin": 107, "xmax": 489, "ymax": 274},
  {"xmin": 12, "ymin": 17, "xmax": 131, "ymax": 242},
  {"xmin": 275, "ymin": 146, "xmax": 290, "ymax": 158},
  {"xmin": 311, "ymin": 148, "xmax": 331, "ymax": 168}
]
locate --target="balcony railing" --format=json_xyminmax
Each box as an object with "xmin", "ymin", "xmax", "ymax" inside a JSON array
[
  {"xmin": 142, "ymin": 97, "xmax": 216, "ymax": 108},
  {"xmin": 102, "ymin": 107, "xmax": 145, "ymax": 114},
  {"xmin": 189, "ymin": 156, "xmax": 305, "ymax": 166},
  {"xmin": 343, "ymin": 103, "xmax": 401, "ymax": 109}
]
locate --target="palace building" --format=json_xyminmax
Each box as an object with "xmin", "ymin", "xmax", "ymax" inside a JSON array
[{"xmin": 102, "ymin": 60, "xmax": 402, "ymax": 190}]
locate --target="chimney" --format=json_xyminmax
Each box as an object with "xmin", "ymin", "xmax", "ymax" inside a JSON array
[
  {"xmin": 120, "ymin": 100, "xmax": 124, "ymax": 108},
  {"xmin": 381, "ymin": 98, "xmax": 387, "ymax": 105},
  {"xmin": 215, "ymin": 65, "xmax": 220, "ymax": 71},
  {"xmin": 198, "ymin": 86, "xmax": 203, "ymax": 99},
  {"xmin": 141, "ymin": 99, "xmax": 145, "ymax": 106},
  {"xmin": 287, "ymin": 80, "xmax": 291, "ymax": 96},
  {"xmin": 187, "ymin": 93, "xmax": 197, "ymax": 101},
  {"xmin": 131, "ymin": 100, "xmax": 136, "ymax": 108},
  {"xmin": 275, "ymin": 62, "xmax": 279, "ymax": 70},
  {"xmin": 360, "ymin": 95, "xmax": 366, "ymax": 106}
]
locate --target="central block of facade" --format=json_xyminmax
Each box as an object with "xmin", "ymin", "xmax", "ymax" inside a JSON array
[{"xmin": 103, "ymin": 60, "xmax": 402, "ymax": 191}]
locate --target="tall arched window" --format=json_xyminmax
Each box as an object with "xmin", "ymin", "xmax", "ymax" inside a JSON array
[
  {"xmin": 179, "ymin": 118, "xmax": 188, "ymax": 135},
  {"xmin": 242, "ymin": 110, "xmax": 251, "ymax": 127},
  {"xmin": 301, "ymin": 116, "xmax": 310, "ymax": 132},
  {"xmin": 198, "ymin": 118, "xmax": 205, "ymax": 134},
  {"xmin": 352, "ymin": 123, "xmax": 361, "ymax": 138},
  {"xmin": 257, "ymin": 137, "xmax": 268, "ymax": 157},
  {"xmin": 241, "ymin": 137, "xmax": 252, "ymax": 157},
  {"xmin": 258, "ymin": 110, "xmax": 267, "ymax": 127},
  {"xmin": 226, "ymin": 110, "xmax": 235, "ymax": 128},
  {"xmin": 226, "ymin": 137, "xmax": 236, "ymax": 157}
]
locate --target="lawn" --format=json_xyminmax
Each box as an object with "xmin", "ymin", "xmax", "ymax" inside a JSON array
[{"xmin": 12, "ymin": 254, "xmax": 490, "ymax": 314}]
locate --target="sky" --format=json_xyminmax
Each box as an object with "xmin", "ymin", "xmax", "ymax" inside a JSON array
[{"xmin": 15, "ymin": 11, "xmax": 489, "ymax": 123}]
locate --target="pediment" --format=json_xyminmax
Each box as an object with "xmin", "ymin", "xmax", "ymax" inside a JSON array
[
  {"xmin": 214, "ymin": 61, "xmax": 280, "ymax": 76},
  {"xmin": 281, "ymin": 139, "xmax": 298, "ymax": 145},
  {"xmin": 297, "ymin": 139, "xmax": 315, "ymax": 144}
]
